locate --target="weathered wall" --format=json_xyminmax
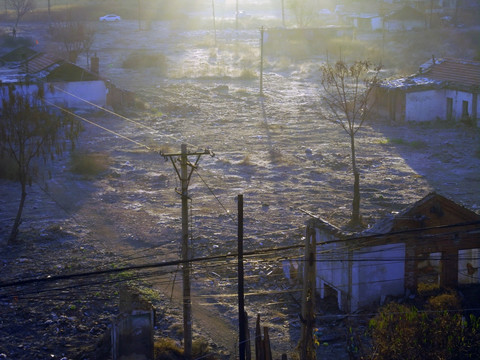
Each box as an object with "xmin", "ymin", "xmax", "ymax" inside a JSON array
[
  {"xmin": 47, "ymin": 81, "xmax": 107, "ymax": 109},
  {"xmin": 445, "ymin": 89, "xmax": 476, "ymax": 121},
  {"xmin": 316, "ymin": 233, "xmax": 349, "ymax": 302},
  {"xmin": 385, "ymin": 19, "xmax": 424, "ymax": 31},
  {"xmin": 405, "ymin": 89, "xmax": 445, "ymax": 121},
  {"xmin": 405, "ymin": 89, "xmax": 476, "ymax": 123},
  {"xmin": 351, "ymin": 243, "xmax": 405, "ymax": 311},
  {"xmin": 0, "ymin": 81, "xmax": 107, "ymax": 110}
]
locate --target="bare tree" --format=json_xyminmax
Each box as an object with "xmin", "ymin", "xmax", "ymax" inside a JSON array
[
  {"xmin": 7, "ymin": 0, "xmax": 35, "ymax": 29},
  {"xmin": 320, "ymin": 60, "xmax": 382, "ymax": 226},
  {"xmin": 286, "ymin": 0, "xmax": 317, "ymax": 27},
  {"xmin": 0, "ymin": 86, "xmax": 80, "ymax": 243},
  {"xmin": 49, "ymin": 22, "xmax": 95, "ymax": 64}
]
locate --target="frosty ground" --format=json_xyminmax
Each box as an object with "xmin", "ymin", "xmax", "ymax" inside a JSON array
[{"xmin": 1, "ymin": 18, "xmax": 480, "ymax": 359}]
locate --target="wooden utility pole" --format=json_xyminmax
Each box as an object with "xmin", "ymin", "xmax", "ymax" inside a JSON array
[
  {"xmin": 299, "ymin": 227, "xmax": 316, "ymax": 360},
  {"xmin": 212, "ymin": 0, "xmax": 217, "ymax": 46},
  {"xmin": 236, "ymin": 0, "xmax": 239, "ymax": 31},
  {"xmin": 260, "ymin": 26, "xmax": 264, "ymax": 96},
  {"xmin": 162, "ymin": 144, "xmax": 214, "ymax": 360},
  {"xmin": 238, "ymin": 194, "xmax": 246, "ymax": 360},
  {"xmin": 138, "ymin": 0, "xmax": 142, "ymax": 30}
]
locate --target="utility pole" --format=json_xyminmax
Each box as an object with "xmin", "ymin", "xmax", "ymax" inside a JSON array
[
  {"xmin": 238, "ymin": 194, "xmax": 246, "ymax": 360},
  {"xmin": 162, "ymin": 144, "xmax": 214, "ymax": 360},
  {"xmin": 138, "ymin": 0, "xmax": 142, "ymax": 30},
  {"xmin": 299, "ymin": 226, "xmax": 316, "ymax": 360},
  {"xmin": 260, "ymin": 26, "xmax": 264, "ymax": 96},
  {"xmin": 236, "ymin": 0, "xmax": 239, "ymax": 31},
  {"xmin": 212, "ymin": 0, "xmax": 217, "ymax": 46}
]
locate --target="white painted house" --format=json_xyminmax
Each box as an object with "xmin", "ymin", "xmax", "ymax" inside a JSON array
[
  {"xmin": 297, "ymin": 193, "xmax": 480, "ymax": 312},
  {"xmin": 0, "ymin": 47, "xmax": 107, "ymax": 110},
  {"xmin": 374, "ymin": 57, "xmax": 480, "ymax": 126}
]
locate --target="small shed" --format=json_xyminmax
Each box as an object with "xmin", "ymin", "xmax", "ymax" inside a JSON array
[{"xmin": 305, "ymin": 193, "xmax": 480, "ymax": 312}]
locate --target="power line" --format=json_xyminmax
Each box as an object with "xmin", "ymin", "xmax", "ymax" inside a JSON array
[{"xmin": 45, "ymin": 100, "xmax": 153, "ymax": 150}]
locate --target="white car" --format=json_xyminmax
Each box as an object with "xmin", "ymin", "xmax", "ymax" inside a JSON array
[{"xmin": 99, "ymin": 14, "xmax": 121, "ymax": 22}]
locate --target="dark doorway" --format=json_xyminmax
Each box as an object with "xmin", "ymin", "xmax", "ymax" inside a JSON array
[{"xmin": 446, "ymin": 97, "xmax": 453, "ymax": 121}]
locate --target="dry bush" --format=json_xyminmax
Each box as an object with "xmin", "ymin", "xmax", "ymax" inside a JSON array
[
  {"xmin": 70, "ymin": 151, "xmax": 111, "ymax": 177},
  {"xmin": 369, "ymin": 292, "xmax": 480, "ymax": 359},
  {"xmin": 238, "ymin": 68, "xmax": 257, "ymax": 80},
  {"xmin": 122, "ymin": 51, "xmax": 168, "ymax": 74},
  {"xmin": 154, "ymin": 338, "xmax": 183, "ymax": 360},
  {"xmin": 238, "ymin": 154, "xmax": 253, "ymax": 166},
  {"xmin": 192, "ymin": 337, "xmax": 212, "ymax": 358},
  {"xmin": 427, "ymin": 293, "xmax": 461, "ymax": 311},
  {"xmin": 417, "ymin": 282, "xmax": 443, "ymax": 298}
]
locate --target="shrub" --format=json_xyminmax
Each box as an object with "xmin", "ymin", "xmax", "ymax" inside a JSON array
[
  {"xmin": 369, "ymin": 295, "xmax": 480, "ymax": 359},
  {"xmin": 154, "ymin": 338, "xmax": 183, "ymax": 360},
  {"xmin": 122, "ymin": 51, "xmax": 168, "ymax": 74},
  {"xmin": 70, "ymin": 151, "xmax": 110, "ymax": 177},
  {"xmin": 192, "ymin": 337, "xmax": 212, "ymax": 358},
  {"xmin": 238, "ymin": 68, "xmax": 257, "ymax": 80},
  {"xmin": 417, "ymin": 282, "xmax": 442, "ymax": 298},
  {"xmin": 427, "ymin": 293, "xmax": 461, "ymax": 311}
]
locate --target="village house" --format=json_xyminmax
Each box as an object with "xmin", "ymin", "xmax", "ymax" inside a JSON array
[
  {"xmin": 292, "ymin": 193, "xmax": 480, "ymax": 313},
  {"xmin": 384, "ymin": 5, "xmax": 426, "ymax": 31},
  {"xmin": 374, "ymin": 57, "xmax": 480, "ymax": 126},
  {"xmin": 0, "ymin": 46, "xmax": 108, "ymax": 110}
]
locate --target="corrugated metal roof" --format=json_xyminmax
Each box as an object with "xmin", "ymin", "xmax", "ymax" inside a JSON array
[
  {"xmin": 23, "ymin": 53, "xmax": 62, "ymax": 74},
  {"xmin": 425, "ymin": 58, "xmax": 480, "ymax": 88}
]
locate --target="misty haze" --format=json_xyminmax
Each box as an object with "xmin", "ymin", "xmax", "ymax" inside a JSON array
[{"xmin": 1, "ymin": 1, "xmax": 479, "ymax": 359}]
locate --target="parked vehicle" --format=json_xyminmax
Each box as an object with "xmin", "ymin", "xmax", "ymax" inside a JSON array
[{"xmin": 99, "ymin": 14, "xmax": 121, "ymax": 22}]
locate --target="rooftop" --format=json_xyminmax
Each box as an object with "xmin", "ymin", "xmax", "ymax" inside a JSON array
[
  {"xmin": 380, "ymin": 57, "xmax": 480, "ymax": 90},
  {"xmin": 421, "ymin": 57, "xmax": 480, "ymax": 88}
]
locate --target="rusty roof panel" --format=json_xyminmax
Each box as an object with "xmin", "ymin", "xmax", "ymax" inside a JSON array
[{"xmin": 23, "ymin": 53, "xmax": 62, "ymax": 74}]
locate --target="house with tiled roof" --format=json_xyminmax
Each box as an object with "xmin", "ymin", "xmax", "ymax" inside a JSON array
[
  {"xmin": 296, "ymin": 193, "xmax": 480, "ymax": 312},
  {"xmin": 374, "ymin": 57, "xmax": 480, "ymax": 126},
  {"xmin": 0, "ymin": 46, "xmax": 107, "ymax": 110},
  {"xmin": 384, "ymin": 5, "xmax": 426, "ymax": 31}
]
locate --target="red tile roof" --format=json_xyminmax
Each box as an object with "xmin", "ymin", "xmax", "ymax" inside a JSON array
[{"xmin": 426, "ymin": 58, "xmax": 480, "ymax": 88}]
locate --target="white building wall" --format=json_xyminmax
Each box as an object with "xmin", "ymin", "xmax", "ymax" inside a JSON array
[
  {"xmin": 350, "ymin": 243, "xmax": 405, "ymax": 311},
  {"xmin": 315, "ymin": 230, "xmax": 350, "ymax": 310},
  {"xmin": 371, "ymin": 17, "xmax": 383, "ymax": 31},
  {"xmin": 445, "ymin": 89, "xmax": 474, "ymax": 121},
  {"xmin": 316, "ymin": 239, "xmax": 350, "ymax": 290},
  {"xmin": 405, "ymin": 89, "xmax": 445, "ymax": 122},
  {"xmin": 46, "ymin": 81, "xmax": 107, "ymax": 109},
  {"xmin": 0, "ymin": 81, "xmax": 107, "ymax": 110},
  {"xmin": 405, "ymin": 88, "xmax": 476, "ymax": 122},
  {"xmin": 386, "ymin": 19, "xmax": 424, "ymax": 32}
]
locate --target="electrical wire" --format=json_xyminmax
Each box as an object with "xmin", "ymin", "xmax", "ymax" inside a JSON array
[{"xmin": 45, "ymin": 99, "xmax": 153, "ymax": 150}]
